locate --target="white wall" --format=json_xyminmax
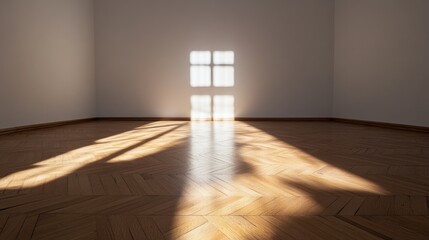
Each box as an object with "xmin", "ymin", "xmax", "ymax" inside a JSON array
[
  {"xmin": 4, "ymin": 0, "xmax": 427, "ymax": 127},
  {"xmin": 333, "ymin": 0, "xmax": 429, "ymax": 127},
  {"xmin": 0, "ymin": 0, "xmax": 95, "ymax": 129},
  {"xmin": 95, "ymin": 0, "xmax": 334, "ymax": 118}
]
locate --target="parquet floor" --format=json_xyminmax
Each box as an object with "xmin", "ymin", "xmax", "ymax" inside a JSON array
[{"xmin": 0, "ymin": 120, "xmax": 428, "ymax": 239}]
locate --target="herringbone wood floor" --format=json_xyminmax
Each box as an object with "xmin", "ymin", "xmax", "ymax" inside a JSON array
[{"xmin": 0, "ymin": 121, "xmax": 428, "ymax": 239}]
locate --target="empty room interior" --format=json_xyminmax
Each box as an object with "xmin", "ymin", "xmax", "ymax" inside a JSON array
[{"xmin": 1, "ymin": 0, "xmax": 429, "ymax": 239}]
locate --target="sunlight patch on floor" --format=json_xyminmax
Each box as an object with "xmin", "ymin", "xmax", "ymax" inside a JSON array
[{"xmin": 0, "ymin": 122, "xmax": 187, "ymax": 189}]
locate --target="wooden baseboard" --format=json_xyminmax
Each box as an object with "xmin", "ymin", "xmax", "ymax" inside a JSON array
[
  {"xmin": 333, "ymin": 118, "xmax": 429, "ymax": 133},
  {"xmin": 1, "ymin": 117, "xmax": 427, "ymax": 135},
  {"xmin": 96, "ymin": 117, "xmax": 331, "ymax": 122},
  {"xmin": 96, "ymin": 117, "xmax": 429, "ymax": 133},
  {"xmin": 235, "ymin": 117, "xmax": 332, "ymax": 122},
  {"xmin": 0, "ymin": 118, "xmax": 94, "ymax": 136},
  {"xmin": 95, "ymin": 117, "xmax": 191, "ymax": 121}
]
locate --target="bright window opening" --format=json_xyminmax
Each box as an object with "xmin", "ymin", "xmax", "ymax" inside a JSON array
[
  {"xmin": 191, "ymin": 66, "xmax": 211, "ymax": 87},
  {"xmin": 213, "ymin": 66, "xmax": 234, "ymax": 87},
  {"xmin": 213, "ymin": 95, "xmax": 235, "ymax": 121},
  {"xmin": 213, "ymin": 51, "xmax": 234, "ymax": 65},
  {"xmin": 191, "ymin": 95, "xmax": 212, "ymax": 121},
  {"xmin": 190, "ymin": 51, "xmax": 211, "ymax": 65},
  {"xmin": 190, "ymin": 51, "xmax": 235, "ymax": 120}
]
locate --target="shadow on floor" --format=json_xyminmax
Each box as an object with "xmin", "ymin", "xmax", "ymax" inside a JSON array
[{"xmin": 0, "ymin": 120, "xmax": 428, "ymax": 239}]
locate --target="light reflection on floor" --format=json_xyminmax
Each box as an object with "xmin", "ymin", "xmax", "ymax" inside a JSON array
[{"xmin": 0, "ymin": 120, "xmax": 401, "ymax": 239}]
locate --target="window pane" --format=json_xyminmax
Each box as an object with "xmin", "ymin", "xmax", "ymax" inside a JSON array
[
  {"xmin": 190, "ymin": 51, "xmax": 211, "ymax": 65},
  {"xmin": 213, "ymin": 66, "xmax": 234, "ymax": 87},
  {"xmin": 213, "ymin": 51, "xmax": 234, "ymax": 64},
  {"xmin": 191, "ymin": 95, "xmax": 211, "ymax": 120},
  {"xmin": 213, "ymin": 95, "xmax": 234, "ymax": 120},
  {"xmin": 191, "ymin": 66, "xmax": 211, "ymax": 87}
]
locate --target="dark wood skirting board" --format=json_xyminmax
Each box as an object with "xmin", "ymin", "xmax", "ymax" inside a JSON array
[
  {"xmin": 94, "ymin": 117, "xmax": 191, "ymax": 121},
  {"xmin": 0, "ymin": 118, "xmax": 94, "ymax": 136},
  {"xmin": 235, "ymin": 117, "xmax": 332, "ymax": 122},
  {"xmin": 95, "ymin": 117, "xmax": 429, "ymax": 133},
  {"xmin": 1, "ymin": 117, "xmax": 428, "ymax": 135},
  {"xmin": 96, "ymin": 117, "xmax": 331, "ymax": 122},
  {"xmin": 332, "ymin": 118, "xmax": 429, "ymax": 133}
]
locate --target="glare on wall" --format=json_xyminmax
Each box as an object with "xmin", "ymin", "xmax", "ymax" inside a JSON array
[
  {"xmin": 213, "ymin": 95, "xmax": 235, "ymax": 121},
  {"xmin": 190, "ymin": 51, "xmax": 211, "ymax": 65},
  {"xmin": 191, "ymin": 66, "xmax": 211, "ymax": 87},
  {"xmin": 213, "ymin": 51, "xmax": 234, "ymax": 65},
  {"xmin": 190, "ymin": 51, "xmax": 212, "ymax": 87},
  {"xmin": 213, "ymin": 66, "xmax": 234, "ymax": 87},
  {"xmin": 190, "ymin": 50, "xmax": 235, "ymax": 121},
  {"xmin": 191, "ymin": 95, "xmax": 212, "ymax": 121}
]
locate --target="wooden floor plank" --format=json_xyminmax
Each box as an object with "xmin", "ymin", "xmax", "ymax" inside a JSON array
[
  {"xmin": 0, "ymin": 121, "xmax": 427, "ymax": 239},
  {"xmin": 16, "ymin": 215, "xmax": 38, "ymax": 240},
  {"xmin": 0, "ymin": 214, "xmax": 26, "ymax": 240}
]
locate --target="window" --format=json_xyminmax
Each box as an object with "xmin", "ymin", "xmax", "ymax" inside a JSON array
[
  {"xmin": 189, "ymin": 51, "xmax": 234, "ymax": 87},
  {"xmin": 213, "ymin": 51, "xmax": 234, "ymax": 87},
  {"xmin": 190, "ymin": 51, "xmax": 211, "ymax": 87},
  {"xmin": 191, "ymin": 95, "xmax": 211, "ymax": 121},
  {"xmin": 213, "ymin": 95, "xmax": 234, "ymax": 120},
  {"xmin": 190, "ymin": 51, "xmax": 235, "ymax": 121}
]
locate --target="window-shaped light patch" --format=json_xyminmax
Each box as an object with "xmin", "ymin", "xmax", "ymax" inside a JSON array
[
  {"xmin": 213, "ymin": 51, "xmax": 234, "ymax": 65},
  {"xmin": 191, "ymin": 95, "xmax": 211, "ymax": 120},
  {"xmin": 213, "ymin": 66, "xmax": 234, "ymax": 87},
  {"xmin": 190, "ymin": 51, "xmax": 211, "ymax": 65},
  {"xmin": 213, "ymin": 95, "xmax": 235, "ymax": 121},
  {"xmin": 191, "ymin": 66, "xmax": 211, "ymax": 87}
]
